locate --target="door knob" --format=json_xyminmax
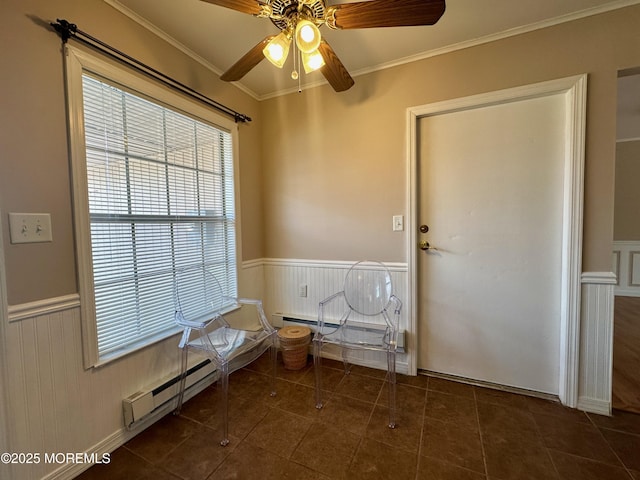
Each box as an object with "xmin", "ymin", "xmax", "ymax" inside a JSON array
[{"xmin": 419, "ymin": 240, "xmax": 432, "ymax": 251}]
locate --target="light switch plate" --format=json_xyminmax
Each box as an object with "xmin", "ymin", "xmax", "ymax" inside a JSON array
[
  {"xmin": 392, "ymin": 215, "xmax": 404, "ymax": 232},
  {"xmin": 8, "ymin": 213, "xmax": 53, "ymax": 244}
]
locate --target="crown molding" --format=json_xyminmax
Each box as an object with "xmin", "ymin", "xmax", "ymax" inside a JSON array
[{"xmin": 105, "ymin": 0, "xmax": 640, "ymax": 101}]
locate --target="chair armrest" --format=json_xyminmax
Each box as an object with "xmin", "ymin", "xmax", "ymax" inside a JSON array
[
  {"xmin": 317, "ymin": 291, "xmax": 346, "ymax": 331},
  {"xmin": 230, "ymin": 297, "xmax": 276, "ymax": 334},
  {"xmin": 175, "ymin": 310, "xmax": 220, "ymax": 329},
  {"xmin": 319, "ymin": 291, "xmax": 345, "ymax": 307},
  {"xmin": 235, "ymin": 297, "xmax": 260, "ymax": 306},
  {"xmin": 380, "ymin": 295, "xmax": 402, "ymax": 347},
  {"xmin": 389, "ymin": 295, "xmax": 403, "ymax": 316}
]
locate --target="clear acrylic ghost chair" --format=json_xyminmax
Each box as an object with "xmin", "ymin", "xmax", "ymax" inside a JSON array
[
  {"xmin": 173, "ymin": 265, "xmax": 277, "ymax": 446},
  {"xmin": 313, "ymin": 261, "xmax": 402, "ymax": 428}
]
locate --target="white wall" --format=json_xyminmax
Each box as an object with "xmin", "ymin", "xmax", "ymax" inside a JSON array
[
  {"xmin": 4, "ymin": 298, "xmax": 180, "ymax": 480},
  {"xmin": 579, "ymin": 272, "xmax": 617, "ymax": 415},
  {"xmin": 256, "ymin": 259, "xmax": 409, "ymax": 372}
]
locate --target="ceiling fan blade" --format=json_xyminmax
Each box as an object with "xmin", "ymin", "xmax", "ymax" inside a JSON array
[
  {"xmin": 220, "ymin": 35, "xmax": 275, "ymax": 81},
  {"xmin": 200, "ymin": 0, "xmax": 266, "ymax": 16},
  {"xmin": 318, "ymin": 40, "xmax": 354, "ymax": 92},
  {"xmin": 326, "ymin": 0, "xmax": 446, "ymax": 29}
]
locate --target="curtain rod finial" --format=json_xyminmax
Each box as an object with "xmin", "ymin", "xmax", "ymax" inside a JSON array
[
  {"xmin": 51, "ymin": 19, "xmax": 77, "ymax": 43},
  {"xmin": 235, "ymin": 114, "xmax": 252, "ymax": 123}
]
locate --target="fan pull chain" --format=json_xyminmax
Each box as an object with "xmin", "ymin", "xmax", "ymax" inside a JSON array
[
  {"xmin": 291, "ymin": 34, "xmax": 299, "ymax": 80},
  {"xmin": 297, "ymin": 49, "xmax": 302, "ymax": 93},
  {"xmin": 291, "ymin": 56, "xmax": 298, "ymax": 81},
  {"xmin": 291, "ymin": 32, "xmax": 302, "ymax": 93}
]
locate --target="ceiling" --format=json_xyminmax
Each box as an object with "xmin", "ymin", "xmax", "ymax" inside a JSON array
[{"xmin": 106, "ymin": 0, "xmax": 640, "ymax": 99}]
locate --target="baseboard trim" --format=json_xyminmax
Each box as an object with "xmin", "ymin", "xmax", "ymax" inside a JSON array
[
  {"xmin": 320, "ymin": 348, "xmax": 409, "ymax": 375},
  {"xmin": 40, "ymin": 373, "xmax": 217, "ymax": 480},
  {"xmin": 577, "ymin": 396, "xmax": 611, "ymax": 416}
]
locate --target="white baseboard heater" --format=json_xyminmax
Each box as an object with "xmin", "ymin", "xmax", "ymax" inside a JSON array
[
  {"xmin": 272, "ymin": 313, "xmax": 405, "ymax": 353},
  {"xmin": 123, "ymin": 359, "xmax": 217, "ymax": 428}
]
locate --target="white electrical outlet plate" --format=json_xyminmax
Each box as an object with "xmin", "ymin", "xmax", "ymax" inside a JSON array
[{"xmin": 8, "ymin": 213, "xmax": 53, "ymax": 244}]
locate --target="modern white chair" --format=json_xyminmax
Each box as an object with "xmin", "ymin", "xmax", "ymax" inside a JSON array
[
  {"xmin": 173, "ymin": 265, "xmax": 277, "ymax": 446},
  {"xmin": 313, "ymin": 261, "xmax": 402, "ymax": 428}
]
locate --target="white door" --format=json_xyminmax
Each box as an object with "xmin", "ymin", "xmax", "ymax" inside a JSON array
[{"xmin": 417, "ymin": 92, "xmax": 567, "ymax": 395}]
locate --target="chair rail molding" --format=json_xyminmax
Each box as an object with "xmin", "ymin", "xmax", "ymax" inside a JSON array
[{"xmin": 7, "ymin": 294, "xmax": 81, "ymax": 323}]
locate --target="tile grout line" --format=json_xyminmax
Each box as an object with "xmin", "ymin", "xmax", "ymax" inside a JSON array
[
  {"xmin": 413, "ymin": 378, "xmax": 429, "ymax": 480},
  {"xmin": 292, "ymin": 360, "xmax": 378, "ymax": 478},
  {"xmin": 527, "ymin": 406, "xmax": 563, "ymax": 479},
  {"xmin": 586, "ymin": 412, "xmax": 638, "ymax": 478},
  {"xmin": 472, "ymin": 386, "xmax": 491, "ymax": 480}
]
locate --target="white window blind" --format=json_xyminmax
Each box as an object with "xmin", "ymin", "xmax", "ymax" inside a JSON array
[{"xmin": 81, "ymin": 73, "xmax": 237, "ymax": 360}]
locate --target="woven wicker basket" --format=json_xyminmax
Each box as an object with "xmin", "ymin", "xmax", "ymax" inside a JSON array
[{"xmin": 278, "ymin": 326, "xmax": 311, "ymax": 370}]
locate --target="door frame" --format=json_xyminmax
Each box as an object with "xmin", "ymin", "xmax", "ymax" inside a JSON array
[
  {"xmin": 406, "ymin": 75, "xmax": 587, "ymax": 407},
  {"xmin": 0, "ymin": 212, "xmax": 11, "ymax": 474}
]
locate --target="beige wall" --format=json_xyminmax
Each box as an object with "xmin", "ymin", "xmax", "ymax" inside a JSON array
[
  {"xmin": 614, "ymin": 140, "xmax": 640, "ymax": 240},
  {"xmin": 4, "ymin": 3, "xmax": 640, "ymax": 298},
  {"xmin": 262, "ymin": 5, "xmax": 640, "ymax": 271},
  {"xmin": 1, "ymin": 0, "xmax": 264, "ymax": 305}
]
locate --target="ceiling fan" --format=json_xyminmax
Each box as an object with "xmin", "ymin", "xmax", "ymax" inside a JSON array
[{"xmin": 203, "ymin": 0, "xmax": 446, "ymax": 92}]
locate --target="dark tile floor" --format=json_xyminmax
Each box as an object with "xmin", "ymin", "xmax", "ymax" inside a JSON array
[{"xmin": 77, "ymin": 353, "xmax": 640, "ymax": 479}]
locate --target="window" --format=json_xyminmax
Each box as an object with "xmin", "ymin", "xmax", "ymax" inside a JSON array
[{"xmin": 66, "ymin": 47, "xmax": 238, "ymax": 366}]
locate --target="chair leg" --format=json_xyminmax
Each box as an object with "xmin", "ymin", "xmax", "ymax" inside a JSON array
[
  {"xmin": 219, "ymin": 362, "xmax": 230, "ymax": 446},
  {"xmin": 313, "ymin": 339, "xmax": 323, "ymax": 409},
  {"xmin": 174, "ymin": 347, "xmax": 189, "ymax": 415},
  {"xmin": 342, "ymin": 347, "xmax": 351, "ymax": 375},
  {"xmin": 269, "ymin": 339, "xmax": 277, "ymax": 397},
  {"xmin": 387, "ymin": 350, "xmax": 397, "ymax": 429}
]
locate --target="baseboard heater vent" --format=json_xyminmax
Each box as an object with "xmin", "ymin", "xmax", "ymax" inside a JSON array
[
  {"xmin": 123, "ymin": 359, "xmax": 217, "ymax": 428},
  {"xmin": 272, "ymin": 313, "xmax": 405, "ymax": 353}
]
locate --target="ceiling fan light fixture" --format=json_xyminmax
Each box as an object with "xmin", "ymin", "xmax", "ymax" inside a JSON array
[
  {"xmin": 209, "ymin": 0, "xmax": 446, "ymax": 92},
  {"xmin": 263, "ymin": 30, "xmax": 292, "ymax": 68},
  {"xmin": 295, "ymin": 19, "xmax": 321, "ymax": 54},
  {"xmin": 301, "ymin": 49, "xmax": 325, "ymax": 73}
]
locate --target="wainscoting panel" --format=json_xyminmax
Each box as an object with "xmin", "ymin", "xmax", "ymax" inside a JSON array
[
  {"xmin": 3, "ymin": 263, "xmax": 616, "ymax": 479},
  {"xmin": 258, "ymin": 259, "xmax": 409, "ymax": 373},
  {"xmin": 2, "ymin": 266, "xmax": 267, "ymax": 480},
  {"xmin": 4, "ymin": 299, "xmax": 185, "ymax": 480},
  {"xmin": 260, "ymin": 259, "xmax": 408, "ymax": 324},
  {"xmin": 578, "ymin": 272, "xmax": 616, "ymax": 415},
  {"xmin": 613, "ymin": 241, "xmax": 640, "ymax": 297}
]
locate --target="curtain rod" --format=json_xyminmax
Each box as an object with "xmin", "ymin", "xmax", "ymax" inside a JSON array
[{"xmin": 51, "ymin": 19, "xmax": 251, "ymax": 123}]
